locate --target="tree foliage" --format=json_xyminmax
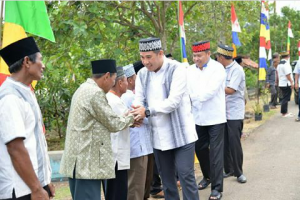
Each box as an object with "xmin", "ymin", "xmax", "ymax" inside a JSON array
[{"xmin": 32, "ymin": 1, "xmax": 299, "ymax": 140}]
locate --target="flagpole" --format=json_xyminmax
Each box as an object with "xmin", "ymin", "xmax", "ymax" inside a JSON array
[
  {"xmin": 178, "ymin": 1, "xmax": 183, "ymax": 62},
  {"xmin": 257, "ymin": 2, "xmax": 262, "ymax": 104},
  {"xmin": 0, "ymin": 1, "xmax": 4, "ymax": 48}
]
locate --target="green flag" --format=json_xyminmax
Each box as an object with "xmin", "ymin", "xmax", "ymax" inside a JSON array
[{"xmin": 5, "ymin": 1, "xmax": 55, "ymax": 42}]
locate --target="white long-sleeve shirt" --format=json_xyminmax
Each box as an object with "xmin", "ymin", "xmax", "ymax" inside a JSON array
[
  {"xmin": 134, "ymin": 57, "xmax": 197, "ymax": 150},
  {"xmin": 187, "ymin": 58, "xmax": 227, "ymax": 126}
]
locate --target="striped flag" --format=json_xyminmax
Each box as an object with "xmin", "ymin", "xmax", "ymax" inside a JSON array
[
  {"xmin": 231, "ymin": 3, "xmax": 241, "ymax": 58},
  {"xmin": 287, "ymin": 21, "xmax": 294, "ymax": 54},
  {"xmin": 178, "ymin": 1, "xmax": 188, "ymax": 63},
  {"xmin": 258, "ymin": 1, "xmax": 270, "ymax": 81},
  {"xmin": 0, "ymin": 1, "xmax": 55, "ymax": 87}
]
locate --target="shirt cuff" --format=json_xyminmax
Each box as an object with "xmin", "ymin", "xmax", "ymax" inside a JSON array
[{"xmin": 148, "ymin": 107, "xmax": 157, "ymax": 116}]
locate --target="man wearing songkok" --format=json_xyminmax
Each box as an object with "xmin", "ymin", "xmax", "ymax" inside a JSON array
[
  {"xmin": 133, "ymin": 60, "xmax": 163, "ymax": 199},
  {"xmin": 277, "ymin": 51, "xmax": 294, "ymax": 117},
  {"xmin": 105, "ymin": 66, "xmax": 133, "ymax": 200},
  {"xmin": 216, "ymin": 44, "xmax": 247, "ymax": 184},
  {"xmin": 0, "ymin": 37, "xmax": 55, "ymax": 200},
  {"xmin": 60, "ymin": 59, "xmax": 135, "ymax": 200},
  {"xmin": 131, "ymin": 37, "xmax": 199, "ymax": 200},
  {"xmin": 187, "ymin": 41, "xmax": 226, "ymax": 200},
  {"xmin": 121, "ymin": 64, "xmax": 153, "ymax": 200}
]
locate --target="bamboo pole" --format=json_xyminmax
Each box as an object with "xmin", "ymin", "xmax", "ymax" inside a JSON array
[{"xmin": 0, "ymin": 1, "xmax": 4, "ymax": 48}]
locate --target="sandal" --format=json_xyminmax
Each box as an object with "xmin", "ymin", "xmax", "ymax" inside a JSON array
[
  {"xmin": 198, "ymin": 178, "xmax": 211, "ymax": 190},
  {"xmin": 208, "ymin": 190, "xmax": 222, "ymax": 200}
]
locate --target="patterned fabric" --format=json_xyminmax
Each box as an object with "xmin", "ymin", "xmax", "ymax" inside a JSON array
[
  {"xmin": 139, "ymin": 40, "xmax": 162, "ymax": 52},
  {"xmin": 123, "ymin": 64, "xmax": 135, "ymax": 78},
  {"xmin": 60, "ymin": 78, "xmax": 134, "ymax": 180}
]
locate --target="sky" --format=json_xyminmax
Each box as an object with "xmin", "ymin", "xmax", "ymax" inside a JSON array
[{"xmin": 275, "ymin": 1, "xmax": 300, "ymax": 15}]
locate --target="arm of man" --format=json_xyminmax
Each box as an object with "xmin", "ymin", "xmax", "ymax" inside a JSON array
[
  {"xmin": 286, "ymin": 74, "xmax": 294, "ymax": 89},
  {"xmin": 295, "ymin": 74, "xmax": 299, "ymax": 89},
  {"xmin": 90, "ymin": 91, "xmax": 134, "ymax": 133},
  {"xmin": 149, "ymin": 65, "xmax": 187, "ymax": 114},
  {"xmin": 225, "ymin": 67, "xmax": 244, "ymax": 95},
  {"xmin": 7, "ymin": 139, "xmax": 49, "ymax": 200}
]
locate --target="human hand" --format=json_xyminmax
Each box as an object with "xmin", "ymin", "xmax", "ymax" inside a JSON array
[
  {"xmin": 48, "ymin": 183, "xmax": 55, "ymax": 198},
  {"xmin": 291, "ymin": 83, "xmax": 294, "ymax": 90},
  {"xmin": 31, "ymin": 187, "xmax": 49, "ymax": 200},
  {"xmin": 130, "ymin": 105, "xmax": 146, "ymax": 121},
  {"xmin": 295, "ymin": 83, "xmax": 298, "ymax": 89},
  {"xmin": 266, "ymin": 83, "xmax": 270, "ymax": 88}
]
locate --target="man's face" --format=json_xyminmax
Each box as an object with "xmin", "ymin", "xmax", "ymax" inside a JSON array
[
  {"xmin": 27, "ymin": 53, "xmax": 45, "ymax": 81},
  {"xmin": 103, "ymin": 73, "xmax": 117, "ymax": 93},
  {"xmin": 273, "ymin": 56, "xmax": 280, "ymax": 67},
  {"xmin": 193, "ymin": 51, "xmax": 210, "ymax": 68},
  {"xmin": 119, "ymin": 76, "xmax": 128, "ymax": 94},
  {"xmin": 140, "ymin": 51, "xmax": 163, "ymax": 72},
  {"xmin": 216, "ymin": 54, "xmax": 225, "ymax": 66},
  {"xmin": 128, "ymin": 74, "xmax": 136, "ymax": 89}
]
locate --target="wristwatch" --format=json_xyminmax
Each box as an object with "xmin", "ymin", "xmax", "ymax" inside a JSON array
[{"xmin": 145, "ymin": 109, "xmax": 151, "ymax": 118}]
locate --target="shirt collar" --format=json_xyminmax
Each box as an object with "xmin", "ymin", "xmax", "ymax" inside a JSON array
[
  {"xmin": 7, "ymin": 77, "xmax": 31, "ymax": 91},
  {"xmin": 225, "ymin": 60, "xmax": 236, "ymax": 69},
  {"xmin": 196, "ymin": 58, "xmax": 210, "ymax": 70},
  {"xmin": 87, "ymin": 78, "xmax": 105, "ymax": 93},
  {"xmin": 154, "ymin": 56, "xmax": 167, "ymax": 74}
]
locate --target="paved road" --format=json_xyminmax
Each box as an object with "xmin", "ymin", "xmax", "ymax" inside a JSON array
[{"xmin": 195, "ymin": 102, "xmax": 300, "ymax": 200}]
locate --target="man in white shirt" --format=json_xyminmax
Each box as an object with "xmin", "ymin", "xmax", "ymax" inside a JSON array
[
  {"xmin": 187, "ymin": 41, "xmax": 226, "ymax": 200},
  {"xmin": 293, "ymin": 60, "xmax": 300, "ymax": 121},
  {"xmin": 0, "ymin": 37, "xmax": 54, "ymax": 200},
  {"xmin": 121, "ymin": 64, "xmax": 154, "ymax": 200},
  {"xmin": 216, "ymin": 44, "xmax": 247, "ymax": 184},
  {"xmin": 131, "ymin": 37, "xmax": 199, "ymax": 200},
  {"xmin": 277, "ymin": 51, "xmax": 294, "ymax": 117},
  {"xmin": 106, "ymin": 66, "xmax": 131, "ymax": 200}
]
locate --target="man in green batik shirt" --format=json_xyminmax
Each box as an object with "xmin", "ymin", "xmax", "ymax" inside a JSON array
[{"xmin": 60, "ymin": 59, "xmax": 136, "ymax": 200}]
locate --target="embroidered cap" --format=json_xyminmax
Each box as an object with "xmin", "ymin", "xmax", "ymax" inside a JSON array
[
  {"xmin": 123, "ymin": 64, "xmax": 135, "ymax": 78},
  {"xmin": 280, "ymin": 51, "xmax": 289, "ymax": 56},
  {"xmin": 192, "ymin": 41, "xmax": 210, "ymax": 53},
  {"xmin": 217, "ymin": 44, "xmax": 234, "ymax": 57},
  {"xmin": 0, "ymin": 37, "xmax": 40, "ymax": 67},
  {"xmin": 139, "ymin": 37, "xmax": 162, "ymax": 52},
  {"xmin": 91, "ymin": 59, "xmax": 117, "ymax": 74}
]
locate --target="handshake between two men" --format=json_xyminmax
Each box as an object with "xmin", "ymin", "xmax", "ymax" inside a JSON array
[{"xmin": 126, "ymin": 105, "xmax": 147, "ymax": 128}]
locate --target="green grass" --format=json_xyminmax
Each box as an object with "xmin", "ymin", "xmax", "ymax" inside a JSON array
[{"xmin": 54, "ymin": 183, "xmax": 71, "ymax": 200}]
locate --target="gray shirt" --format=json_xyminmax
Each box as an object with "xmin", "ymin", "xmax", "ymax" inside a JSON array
[
  {"xmin": 266, "ymin": 65, "xmax": 276, "ymax": 85},
  {"xmin": 225, "ymin": 61, "xmax": 245, "ymax": 120}
]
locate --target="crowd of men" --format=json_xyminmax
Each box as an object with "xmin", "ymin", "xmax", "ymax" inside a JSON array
[{"xmin": 1, "ymin": 35, "xmax": 297, "ymax": 200}]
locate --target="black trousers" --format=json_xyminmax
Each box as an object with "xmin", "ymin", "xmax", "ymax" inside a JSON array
[
  {"xmin": 269, "ymin": 85, "xmax": 277, "ymax": 106},
  {"xmin": 280, "ymin": 86, "xmax": 292, "ymax": 114},
  {"xmin": 195, "ymin": 123, "xmax": 225, "ymax": 192},
  {"xmin": 105, "ymin": 164, "xmax": 128, "ymax": 200},
  {"xmin": 4, "ymin": 186, "xmax": 51, "ymax": 200},
  {"xmin": 224, "ymin": 120, "xmax": 244, "ymax": 177},
  {"xmin": 153, "ymin": 143, "xmax": 199, "ymax": 200}
]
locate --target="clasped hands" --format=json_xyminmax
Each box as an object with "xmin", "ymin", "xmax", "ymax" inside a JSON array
[{"xmin": 128, "ymin": 105, "xmax": 146, "ymax": 127}]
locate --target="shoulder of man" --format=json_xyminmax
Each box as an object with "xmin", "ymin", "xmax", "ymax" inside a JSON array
[{"xmin": 279, "ymin": 60, "xmax": 286, "ymax": 65}]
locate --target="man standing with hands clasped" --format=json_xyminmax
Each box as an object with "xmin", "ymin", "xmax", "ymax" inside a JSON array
[
  {"xmin": 187, "ymin": 41, "xmax": 226, "ymax": 200},
  {"xmin": 216, "ymin": 44, "xmax": 247, "ymax": 184}
]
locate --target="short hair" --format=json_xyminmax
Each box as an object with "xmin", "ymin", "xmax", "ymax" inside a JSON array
[
  {"xmin": 112, "ymin": 75, "xmax": 126, "ymax": 87},
  {"xmin": 272, "ymin": 52, "xmax": 280, "ymax": 59},
  {"xmin": 281, "ymin": 54, "xmax": 289, "ymax": 59},
  {"xmin": 9, "ymin": 53, "xmax": 38, "ymax": 73}
]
